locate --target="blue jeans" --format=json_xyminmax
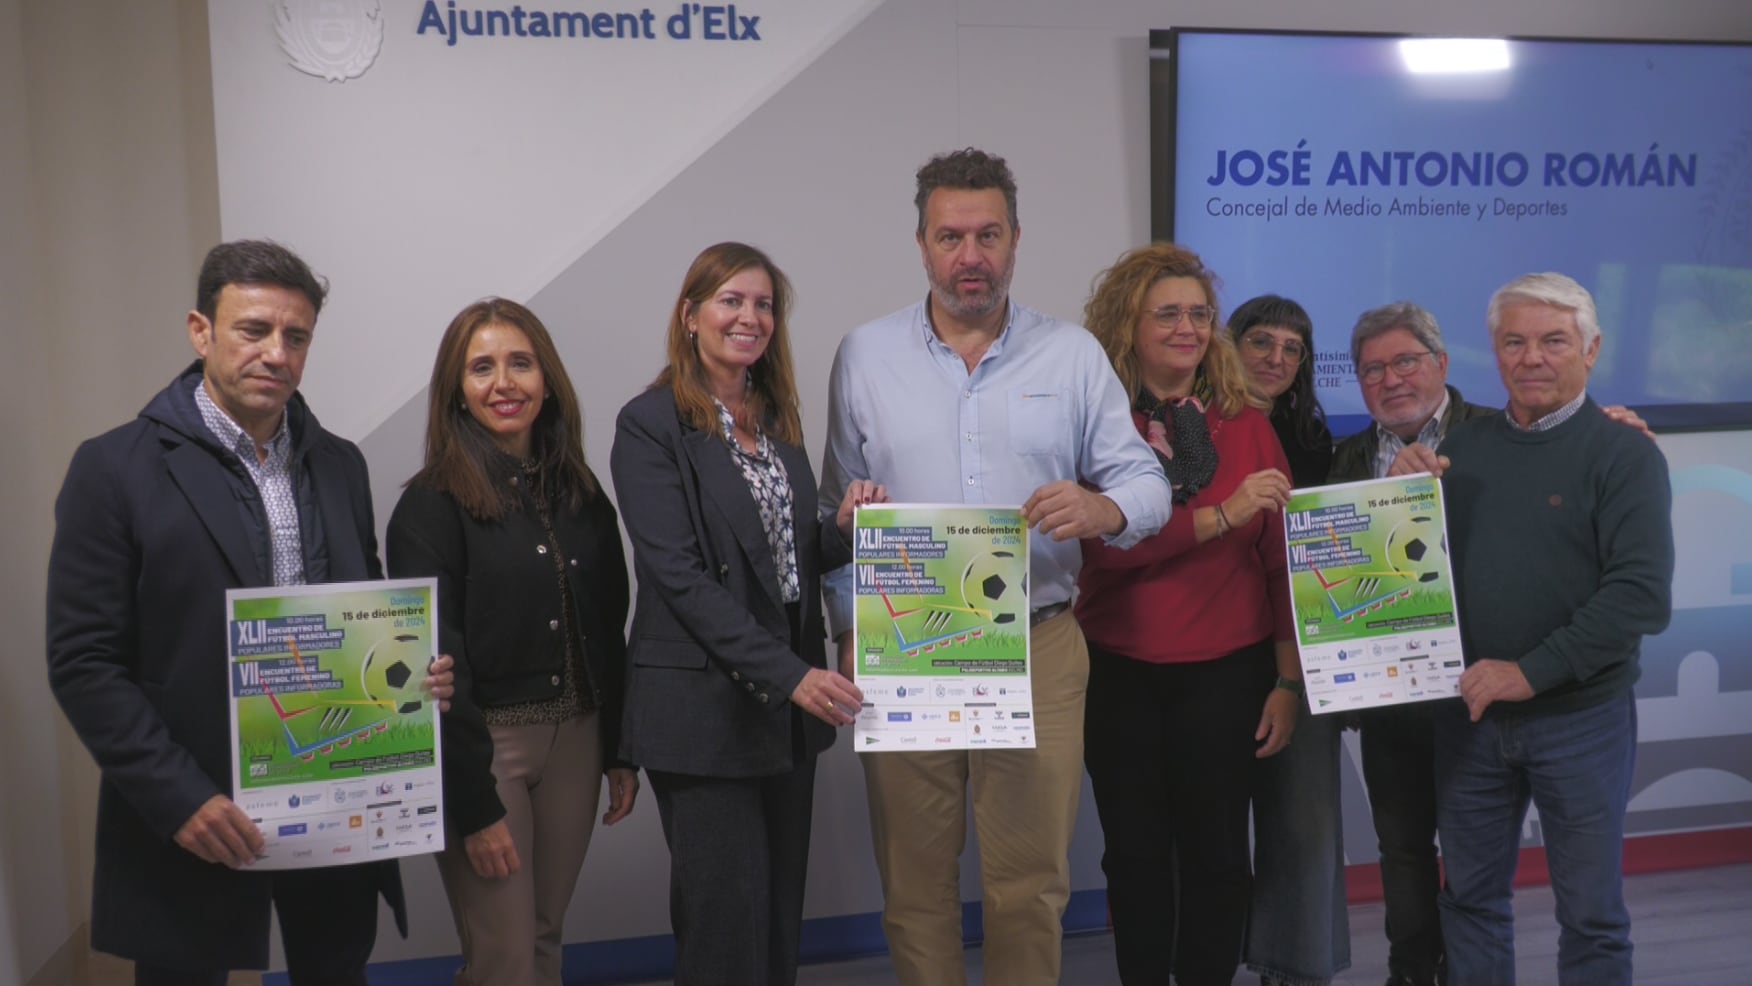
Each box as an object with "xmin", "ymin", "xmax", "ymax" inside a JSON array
[
  {"xmin": 1433, "ymin": 693, "xmax": 1637, "ymax": 986},
  {"xmin": 1245, "ymin": 705, "xmax": 1350, "ymax": 985}
]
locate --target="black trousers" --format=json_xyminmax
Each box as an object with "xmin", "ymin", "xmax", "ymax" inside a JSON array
[
  {"xmin": 1360, "ymin": 701, "xmax": 1446, "ymax": 981},
  {"xmin": 1084, "ymin": 639, "xmax": 1275, "ymax": 986},
  {"xmin": 648, "ymin": 753, "xmax": 817, "ymax": 986},
  {"xmin": 133, "ymin": 865, "xmax": 380, "ymax": 986}
]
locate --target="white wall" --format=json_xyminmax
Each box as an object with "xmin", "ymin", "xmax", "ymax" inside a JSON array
[
  {"xmin": 0, "ymin": 3, "xmax": 70, "ymax": 980},
  {"xmin": 5, "ymin": 0, "xmax": 1750, "ymax": 980},
  {"xmin": 0, "ymin": 1, "xmax": 218, "ymax": 982}
]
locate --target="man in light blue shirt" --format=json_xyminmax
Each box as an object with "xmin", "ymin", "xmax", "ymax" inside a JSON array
[{"xmin": 819, "ymin": 147, "xmax": 1170, "ymax": 986}]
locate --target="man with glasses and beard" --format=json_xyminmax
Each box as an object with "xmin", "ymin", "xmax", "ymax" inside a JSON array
[{"xmin": 1330, "ymin": 302, "xmax": 1492, "ymax": 986}]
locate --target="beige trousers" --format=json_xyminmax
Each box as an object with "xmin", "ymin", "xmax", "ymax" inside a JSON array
[
  {"xmin": 435, "ymin": 712, "xmax": 604, "ymax": 986},
  {"xmin": 861, "ymin": 610, "xmax": 1089, "ymax": 986}
]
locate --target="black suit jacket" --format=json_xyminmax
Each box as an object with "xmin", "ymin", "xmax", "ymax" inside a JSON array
[
  {"xmin": 610, "ymin": 386, "xmax": 848, "ymax": 777},
  {"xmin": 45, "ymin": 364, "xmax": 404, "ymax": 969}
]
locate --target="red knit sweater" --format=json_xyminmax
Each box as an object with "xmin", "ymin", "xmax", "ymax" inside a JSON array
[{"xmin": 1075, "ymin": 402, "xmax": 1296, "ymax": 663}]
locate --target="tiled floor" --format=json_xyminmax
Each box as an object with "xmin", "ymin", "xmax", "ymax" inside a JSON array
[
  {"xmin": 697, "ymin": 864, "xmax": 1752, "ymax": 986},
  {"xmin": 79, "ymin": 863, "xmax": 1752, "ymax": 985}
]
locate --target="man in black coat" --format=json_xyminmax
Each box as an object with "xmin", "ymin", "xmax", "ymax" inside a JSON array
[
  {"xmin": 46, "ymin": 240, "xmax": 440, "ymax": 985},
  {"xmin": 1330, "ymin": 302, "xmax": 1494, "ymax": 986}
]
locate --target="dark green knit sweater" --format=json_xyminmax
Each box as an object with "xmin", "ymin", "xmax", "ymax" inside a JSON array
[{"xmin": 1440, "ymin": 398, "xmax": 1674, "ymax": 716}]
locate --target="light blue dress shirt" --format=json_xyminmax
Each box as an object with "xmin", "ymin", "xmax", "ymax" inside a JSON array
[{"xmin": 819, "ymin": 298, "xmax": 1171, "ymax": 637}]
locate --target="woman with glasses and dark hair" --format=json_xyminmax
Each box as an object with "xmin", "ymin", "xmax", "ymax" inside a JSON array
[
  {"xmin": 386, "ymin": 297, "xmax": 636, "ymax": 986},
  {"xmin": 1230, "ymin": 294, "xmax": 1333, "ymax": 487},
  {"xmin": 1074, "ymin": 243, "xmax": 1302, "ymax": 986},
  {"xmin": 1228, "ymin": 295, "xmax": 1351, "ymax": 986}
]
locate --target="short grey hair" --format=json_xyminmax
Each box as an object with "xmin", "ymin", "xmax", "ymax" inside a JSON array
[
  {"xmin": 1350, "ymin": 301, "xmax": 1445, "ymax": 370},
  {"xmin": 1487, "ymin": 272, "xmax": 1601, "ymax": 347}
]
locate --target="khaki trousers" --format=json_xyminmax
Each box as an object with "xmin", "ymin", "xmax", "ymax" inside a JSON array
[
  {"xmin": 435, "ymin": 713, "xmax": 604, "ymax": 986},
  {"xmin": 861, "ymin": 610, "xmax": 1089, "ymax": 986}
]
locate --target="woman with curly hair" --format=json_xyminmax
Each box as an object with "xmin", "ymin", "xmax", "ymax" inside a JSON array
[{"xmin": 1074, "ymin": 243, "xmax": 1302, "ymax": 986}]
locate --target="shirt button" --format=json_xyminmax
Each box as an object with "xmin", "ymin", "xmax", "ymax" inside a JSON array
[
  {"xmin": 965, "ymin": 432, "xmax": 974, "ymax": 441},
  {"xmin": 745, "ymin": 682, "xmax": 756, "ymax": 692},
  {"xmin": 757, "ymin": 693, "xmax": 769, "ymax": 703},
  {"xmin": 549, "ymin": 619, "xmax": 560, "ymax": 630},
  {"xmin": 536, "ymin": 544, "xmax": 548, "ymax": 555},
  {"xmin": 550, "ymin": 675, "xmax": 561, "ymax": 686},
  {"xmin": 963, "ymin": 390, "xmax": 972, "ymax": 399},
  {"xmin": 509, "ymin": 476, "xmax": 520, "ymax": 486},
  {"xmin": 731, "ymin": 671, "xmax": 741, "ymax": 680},
  {"xmin": 569, "ymin": 558, "xmax": 579, "ymax": 567},
  {"xmin": 967, "ymin": 477, "xmax": 975, "ymax": 486}
]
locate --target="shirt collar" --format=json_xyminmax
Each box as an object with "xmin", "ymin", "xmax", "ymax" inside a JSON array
[
  {"xmin": 1375, "ymin": 388, "xmax": 1451, "ymax": 449},
  {"xmin": 1508, "ymin": 390, "xmax": 1589, "ymax": 432},
  {"xmin": 919, "ymin": 294, "xmax": 1018, "ymax": 359},
  {"xmin": 1416, "ymin": 389, "xmax": 1453, "ymax": 446},
  {"xmin": 711, "ymin": 393, "xmax": 770, "ymax": 456},
  {"xmin": 193, "ymin": 379, "xmax": 290, "ymax": 462}
]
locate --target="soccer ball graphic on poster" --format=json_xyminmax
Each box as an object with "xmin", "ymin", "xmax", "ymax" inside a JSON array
[
  {"xmin": 1384, "ymin": 515, "xmax": 1446, "ymax": 586},
  {"xmin": 360, "ymin": 633, "xmax": 427, "ymax": 715},
  {"xmin": 960, "ymin": 550, "xmax": 1028, "ymax": 626}
]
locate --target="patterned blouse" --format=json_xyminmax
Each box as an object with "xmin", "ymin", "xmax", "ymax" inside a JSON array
[
  {"xmin": 714, "ymin": 400, "xmax": 801, "ymax": 604},
  {"xmin": 482, "ymin": 461, "xmax": 597, "ymax": 727}
]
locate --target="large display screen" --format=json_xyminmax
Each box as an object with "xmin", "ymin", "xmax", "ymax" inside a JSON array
[{"xmin": 1152, "ymin": 29, "xmax": 1752, "ymax": 434}]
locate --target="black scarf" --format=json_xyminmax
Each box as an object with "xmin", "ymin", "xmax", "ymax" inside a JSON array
[{"xmin": 1136, "ymin": 386, "xmax": 1218, "ymax": 506}]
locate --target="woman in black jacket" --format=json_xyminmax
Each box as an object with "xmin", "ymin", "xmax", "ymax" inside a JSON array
[
  {"xmin": 387, "ymin": 297, "xmax": 634, "ymax": 986},
  {"xmin": 611, "ymin": 242, "xmax": 878, "ymax": 985}
]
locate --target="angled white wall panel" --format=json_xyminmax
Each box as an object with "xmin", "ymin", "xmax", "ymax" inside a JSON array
[{"xmin": 209, "ymin": 0, "xmax": 883, "ymax": 438}]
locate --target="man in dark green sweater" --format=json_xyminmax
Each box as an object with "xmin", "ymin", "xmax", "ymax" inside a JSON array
[{"xmin": 1399, "ymin": 273, "xmax": 1673, "ymax": 986}]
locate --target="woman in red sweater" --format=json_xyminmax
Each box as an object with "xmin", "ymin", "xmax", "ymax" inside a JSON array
[{"xmin": 1075, "ymin": 242, "xmax": 1303, "ymax": 986}]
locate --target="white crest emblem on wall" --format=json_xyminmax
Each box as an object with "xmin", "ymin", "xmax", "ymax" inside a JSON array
[{"xmin": 276, "ymin": 0, "xmax": 384, "ymax": 82}]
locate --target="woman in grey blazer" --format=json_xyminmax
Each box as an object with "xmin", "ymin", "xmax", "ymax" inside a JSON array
[{"xmin": 611, "ymin": 242, "xmax": 881, "ymax": 985}]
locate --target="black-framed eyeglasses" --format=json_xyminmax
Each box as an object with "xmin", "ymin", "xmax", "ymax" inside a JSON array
[
  {"xmin": 1357, "ymin": 351, "xmax": 1434, "ymax": 385},
  {"xmin": 1147, "ymin": 304, "xmax": 1215, "ymax": 328},
  {"xmin": 1240, "ymin": 332, "xmax": 1307, "ymax": 365}
]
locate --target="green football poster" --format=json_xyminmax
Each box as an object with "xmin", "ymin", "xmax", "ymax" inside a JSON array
[
  {"xmin": 226, "ymin": 577, "xmax": 444, "ymax": 868},
  {"xmin": 1283, "ymin": 474, "xmax": 1465, "ymax": 713},
  {"xmin": 851, "ymin": 504, "xmax": 1035, "ymax": 749}
]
